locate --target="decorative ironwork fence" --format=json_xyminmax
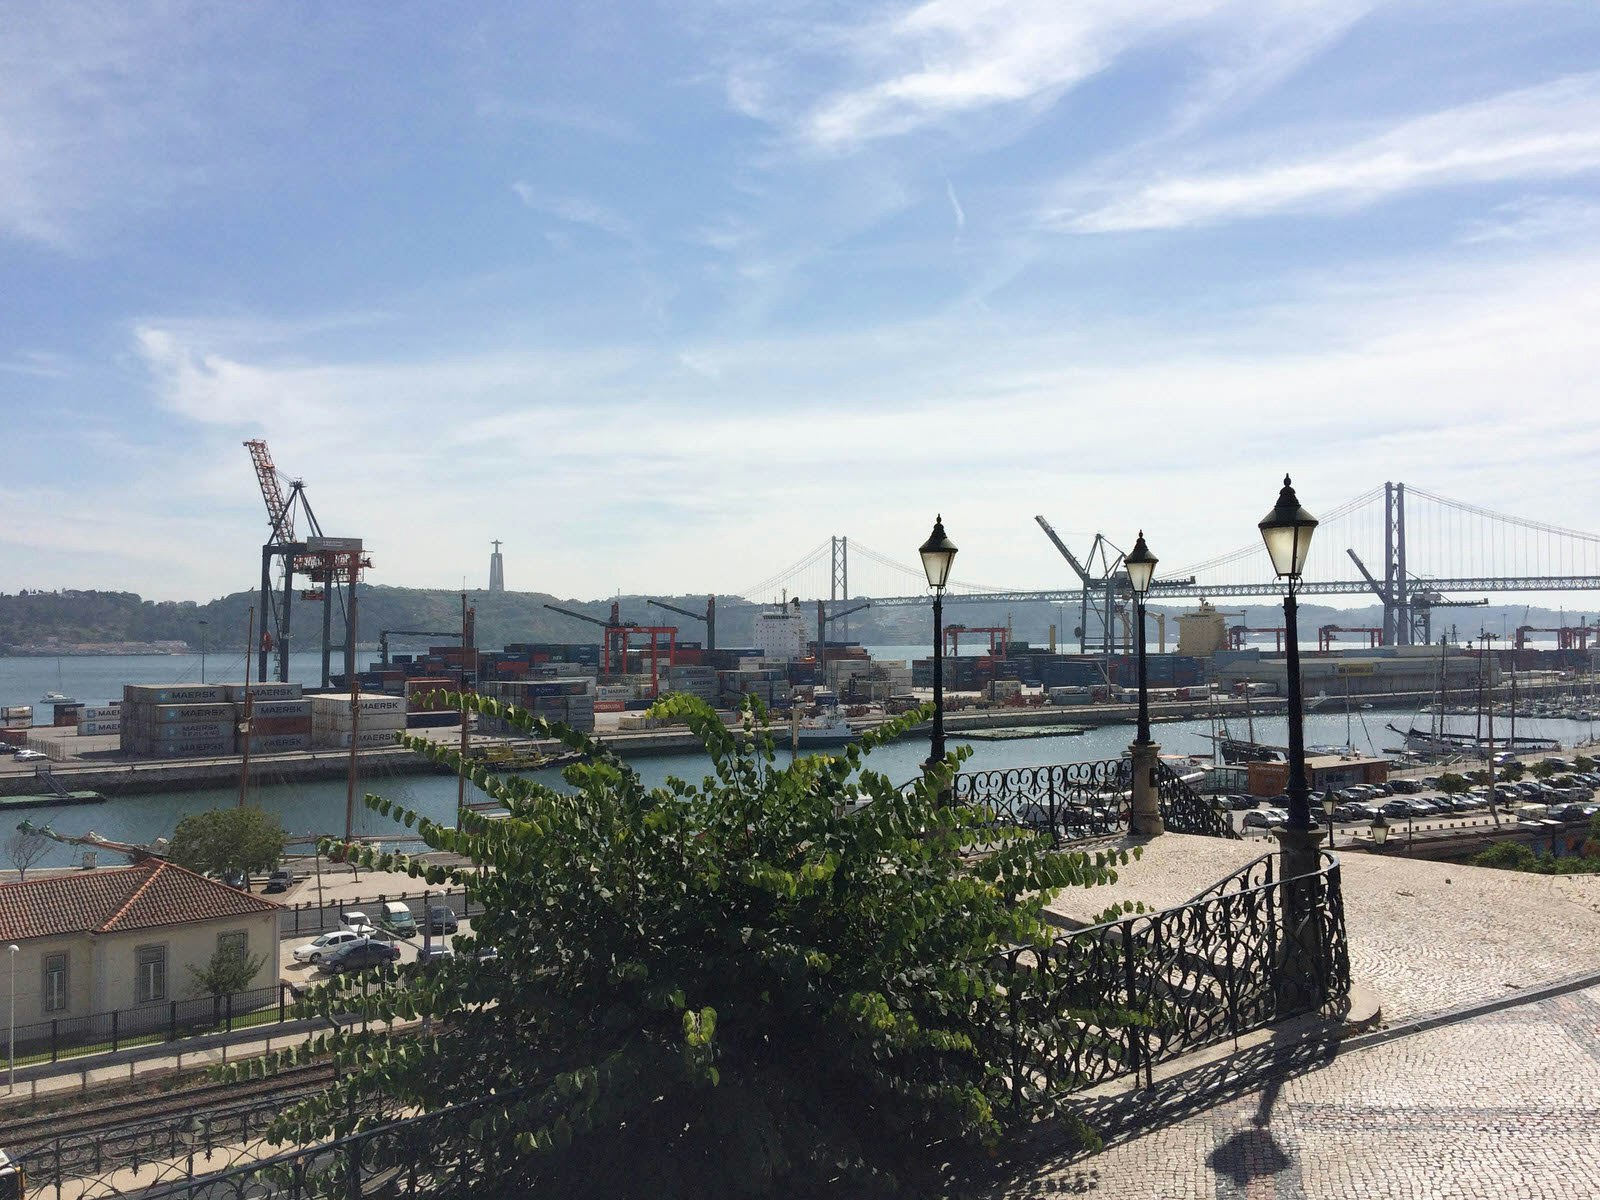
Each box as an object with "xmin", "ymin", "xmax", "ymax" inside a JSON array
[
  {"xmin": 998, "ymin": 850, "xmax": 1349, "ymax": 1104},
  {"xmin": 1155, "ymin": 761, "xmax": 1239, "ymax": 839},
  {"xmin": 950, "ymin": 758, "xmax": 1239, "ymax": 846},
  {"xmin": 951, "ymin": 759, "xmax": 1132, "ymax": 845}
]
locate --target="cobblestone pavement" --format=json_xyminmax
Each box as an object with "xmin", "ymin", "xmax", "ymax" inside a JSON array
[
  {"xmin": 983, "ymin": 983, "xmax": 1600, "ymax": 1199},
  {"xmin": 1046, "ymin": 835, "xmax": 1600, "ymax": 1020}
]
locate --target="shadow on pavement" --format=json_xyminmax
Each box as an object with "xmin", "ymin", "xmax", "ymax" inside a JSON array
[{"xmin": 963, "ymin": 1021, "xmax": 1342, "ymax": 1197}]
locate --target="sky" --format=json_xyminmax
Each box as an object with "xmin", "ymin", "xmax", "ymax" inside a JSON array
[{"xmin": 5, "ymin": 1, "xmax": 1600, "ymax": 606}]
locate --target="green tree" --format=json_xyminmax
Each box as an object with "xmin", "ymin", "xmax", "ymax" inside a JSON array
[
  {"xmin": 1572, "ymin": 754, "xmax": 1596, "ymax": 773},
  {"xmin": 189, "ymin": 942, "xmax": 268, "ymax": 997},
  {"xmin": 1530, "ymin": 760, "xmax": 1562, "ymax": 780},
  {"xmin": 243, "ymin": 695, "xmax": 1135, "ymax": 1197},
  {"xmin": 1437, "ymin": 772, "xmax": 1471, "ymax": 796},
  {"xmin": 169, "ymin": 807, "xmax": 286, "ymax": 877},
  {"xmin": 1498, "ymin": 760, "xmax": 1526, "ymax": 782},
  {"xmin": 1471, "ymin": 842, "xmax": 1540, "ymax": 872}
]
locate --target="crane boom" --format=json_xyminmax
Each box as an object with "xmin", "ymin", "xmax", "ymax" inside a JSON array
[
  {"xmin": 543, "ymin": 603, "xmax": 612, "ymax": 629},
  {"xmin": 1034, "ymin": 516, "xmax": 1093, "ymax": 585},
  {"xmin": 245, "ymin": 439, "xmax": 295, "ymax": 544}
]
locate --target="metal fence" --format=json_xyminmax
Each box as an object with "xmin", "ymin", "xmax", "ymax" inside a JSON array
[
  {"xmin": 13, "ymin": 983, "xmax": 300, "ymax": 1065},
  {"xmin": 998, "ymin": 849, "xmax": 1349, "ymax": 1102},
  {"xmin": 952, "ymin": 759, "xmax": 1132, "ymax": 843},
  {"xmin": 950, "ymin": 758, "xmax": 1240, "ymax": 845}
]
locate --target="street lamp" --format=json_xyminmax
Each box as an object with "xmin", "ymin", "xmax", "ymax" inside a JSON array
[
  {"xmin": 7, "ymin": 943, "xmax": 16, "ymax": 1094},
  {"xmin": 1321, "ymin": 789, "xmax": 1337, "ymax": 850},
  {"xmin": 1125, "ymin": 532, "xmax": 1163, "ymax": 836},
  {"xmin": 1258, "ymin": 475, "xmax": 1319, "ymax": 843},
  {"xmin": 919, "ymin": 516, "xmax": 958, "ymax": 774},
  {"xmin": 1370, "ymin": 813, "xmax": 1390, "ymax": 851}
]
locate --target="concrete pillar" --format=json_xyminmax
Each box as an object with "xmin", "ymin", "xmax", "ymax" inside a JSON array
[{"xmin": 1128, "ymin": 740, "xmax": 1164, "ymax": 837}]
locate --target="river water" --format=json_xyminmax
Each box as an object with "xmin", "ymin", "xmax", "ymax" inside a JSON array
[{"xmin": 7, "ymin": 653, "xmax": 1597, "ymax": 868}]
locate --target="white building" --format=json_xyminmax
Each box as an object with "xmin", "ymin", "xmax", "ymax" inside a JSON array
[
  {"xmin": 0, "ymin": 860, "xmax": 281, "ymax": 1028},
  {"xmin": 754, "ymin": 603, "xmax": 808, "ymax": 662}
]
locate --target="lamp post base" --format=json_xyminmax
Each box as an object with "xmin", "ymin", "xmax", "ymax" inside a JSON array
[
  {"xmin": 1128, "ymin": 740, "xmax": 1164, "ymax": 837},
  {"xmin": 1273, "ymin": 823, "xmax": 1326, "ymax": 881}
]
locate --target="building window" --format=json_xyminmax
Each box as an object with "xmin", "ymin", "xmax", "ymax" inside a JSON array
[
  {"xmin": 217, "ymin": 931, "xmax": 247, "ymax": 964},
  {"xmin": 43, "ymin": 954, "xmax": 68, "ymax": 1013},
  {"xmin": 136, "ymin": 945, "xmax": 167, "ymax": 1003}
]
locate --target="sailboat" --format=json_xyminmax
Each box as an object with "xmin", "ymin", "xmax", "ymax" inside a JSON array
[{"xmin": 41, "ymin": 658, "xmax": 77, "ymax": 705}]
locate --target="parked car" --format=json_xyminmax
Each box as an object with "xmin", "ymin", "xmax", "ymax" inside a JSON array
[
  {"xmin": 339, "ymin": 911, "xmax": 380, "ymax": 935},
  {"xmin": 1549, "ymin": 803, "xmax": 1594, "ymax": 823},
  {"xmin": 14, "ymin": 748, "xmax": 47, "ymax": 761},
  {"xmin": 221, "ymin": 867, "xmax": 249, "ymax": 891},
  {"xmin": 1333, "ymin": 802, "xmax": 1370, "ymax": 822},
  {"xmin": 424, "ymin": 905, "xmax": 459, "ymax": 934},
  {"xmin": 319, "ymin": 937, "xmax": 401, "ymax": 975},
  {"xmin": 264, "ymin": 869, "xmax": 293, "ymax": 894},
  {"xmin": 293, "ymin": 929, "xmax": 367, "ymax": 964},
  {"xmin": 1243, "ymin": 808, "xmax": 1287, "ymax": 830},
  {"xmin": 378, "ymin": 901, "xmax": 417, "ymax": 938},
  {"xmin": 1388, "ymin": 779, "xmax": 1422, "ymax": 794},
  {"xmin": 1367, "ymin": 782, "xmax": 1395, "ymax": 797},
  {"xmin": 416, "ymin": 943, "xmax": 455, "ymax": 963},
  {"xmin": 1380, "ymin": 799, "xmax": 1414, "ymax": 818}
]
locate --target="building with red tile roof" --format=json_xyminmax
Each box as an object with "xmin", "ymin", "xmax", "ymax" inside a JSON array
[{"xmin": 0, "ymin": 862, "xmax": 281, "ymax": 1026}]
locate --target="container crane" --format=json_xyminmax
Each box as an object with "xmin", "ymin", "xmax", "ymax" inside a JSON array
[
  {"xmin": 646, "ymin": 596, "xmax": 717, "ymax": 650},
  {"xmin": 543, "ymin": 603, "xmax": 677, "ymax": 692},
  {"xmin": 814, "ymin": 599, "xmax": 870, "ymax": 663},
  {"xmin": 243, "ymin": 440, "xmax": 369, "ymax": 687}
]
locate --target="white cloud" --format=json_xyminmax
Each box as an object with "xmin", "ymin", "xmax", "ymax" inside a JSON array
[
  {"xmin": 116, "ymin": 245, "xmax": 1600, "ymax": 601},
  {"xmin": 796, "ymin": 0, "xmax": 1228, "ymax": 151},
  {"xmin": 1059, "ymin": 73, "xmax": 1600, "ymax": 232},
  {"xmin": 511, "ymin": 183, "xmax": 635, "ymax": 239}
]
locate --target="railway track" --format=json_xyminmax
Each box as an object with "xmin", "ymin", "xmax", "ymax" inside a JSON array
[{"xmin": 4, "ymin": 1062, "xmax": 338, "ymax": 1151}]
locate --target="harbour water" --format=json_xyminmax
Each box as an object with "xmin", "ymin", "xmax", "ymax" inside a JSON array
[{"xmin": 7, "ymin": 652, "xmax": 1596, "ymax": 868}]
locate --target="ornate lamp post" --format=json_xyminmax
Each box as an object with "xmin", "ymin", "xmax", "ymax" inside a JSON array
[
  {"xmin": 919, "ymin": 516, "xmax": 958, "ymax": 775},
  {"xmin": 1370, "ymin": 813, "xmax": 1390, "ymax": 851},
  {"xmin": 1321, "ymin": 789, "xmax": 1338, "ymax": 850},
  {"xmin": 1258, "ymin": 476, "xmax": 1323, "ymax": 879},
  {"xmin": 1125, "ymin": 532, "xmax": 1163, "ymax": 836}
]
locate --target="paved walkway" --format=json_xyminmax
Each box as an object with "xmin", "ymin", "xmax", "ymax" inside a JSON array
[
  {"xmin": 1045, "ymin": 834, "xmax": 1600, "ymax": 1020},
  {"xmin": 984, "ymin": 981, "xmax": 1600, "ymax": 1198}
]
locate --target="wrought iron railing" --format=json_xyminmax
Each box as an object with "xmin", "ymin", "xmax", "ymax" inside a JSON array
[
  {"xmin": 950, "ymin": 759, "xmax": 1132, "ymax": 846},
  {"xmin": 997, "ymin": 849, "xmax": 1349, "ymax": 1106},
  {"xmin": 110, "ymin": 1089, "xmax": 515, "ymax": 1200},
  {"xmin": 16, "ymin": 1093, "xmax": 318, "ymax": 1199},
  {"xmin": 1155, "ymin": 761, "xmax": 1241, "ymax": 839},
  {"xmin": 949, "ymin": 758, "xmax": 1239, "ymax": 846}
]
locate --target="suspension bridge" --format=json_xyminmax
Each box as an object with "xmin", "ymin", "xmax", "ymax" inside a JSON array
[{"xmin": 731, "ymin": 484, "xmax": 1600, "ymax": 647}]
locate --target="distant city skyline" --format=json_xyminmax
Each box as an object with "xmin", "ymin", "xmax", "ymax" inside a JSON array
[{"xmin": 4, "ymin": 3, "xmax": 1600, "ymax": 605}]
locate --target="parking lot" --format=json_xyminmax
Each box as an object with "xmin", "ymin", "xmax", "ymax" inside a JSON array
[
  {"xmin": 277, "ymin": 908, "xmax": 478, "ymax": 983},
  {"xmin": 1218, "ymin": 755, "xmax": 1600, "ymax": 837}
]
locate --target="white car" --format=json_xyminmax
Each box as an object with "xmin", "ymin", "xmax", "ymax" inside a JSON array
[
  {"xmin": 14, "ymin": 749, "xmax": 46, "ymax": 761},
  {"xmin": 292, "ymin": 929, "xmax": 368, "ymax": 964}
]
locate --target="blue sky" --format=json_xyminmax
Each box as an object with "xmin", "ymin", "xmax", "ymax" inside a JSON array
[{"xmin": 5, "ymin": 1, "xmax": 1600, "ymax": 603}]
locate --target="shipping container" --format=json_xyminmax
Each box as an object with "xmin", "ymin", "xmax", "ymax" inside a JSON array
[
  {"xmin": 144, "ymin": 703, "xmax": 235, "ymax": 724},
  {"xmin": 124, "ymin": 684, "xmax": 228, "ymax": 705},
  {"xmin": 224, "ymin": 683, "xmax": 303, "ymax": 702},
  {"xmin": 252, "ymin": 734, "xmax": 313, "ymax": 752}
]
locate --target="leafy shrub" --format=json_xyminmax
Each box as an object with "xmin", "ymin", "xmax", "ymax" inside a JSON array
[{"xmin": 243, "ymin": 694, "xmax": 1135, "ymax": 1197}]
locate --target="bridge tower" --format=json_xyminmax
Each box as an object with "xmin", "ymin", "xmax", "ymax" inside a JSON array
[
  {"xmin": 1385, "ymin": 483, "xmax": 1410, "ymax": 645},
  {"xmin": 831, "ymin": 536, "xmax": 849, "ymax": 646}
]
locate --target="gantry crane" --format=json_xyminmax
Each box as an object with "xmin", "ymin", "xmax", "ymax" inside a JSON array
[
  {"xmin": 543, "ymin": 602, "xmax": 677, "ymax": 693},
  {"xmin": 815, "ymin": 599, "xmax": 870, "ymax": 662},
  {"xmin": 646, "ymin": 596, "xmax": 717, "ymax": 650},
  {"xmin": 244, "ymin": 440, "xmax": 369, "ymax": 687}
]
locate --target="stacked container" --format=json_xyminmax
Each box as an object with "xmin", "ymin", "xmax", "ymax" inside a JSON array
[
  {"xmin": 121, "ymin": 684, "xmax": 235, "ymax": 757},
  {"xmin": 1, "ymin": 705, "xmax": 32, "ymax": 730},
  {"xmin": 311, "ymin": 693, "xmax": 408, "ymax": 748},
  {"xmin": 477, "ymin": 679, "xmax": 597, "ymax": 733},
  {"xmin": 239, "ymin": 688, "xmax": 312, "ymax": 753},
  {"xmin": 77, "ymin": 703, "xmax": 122, "ymax": 736}
]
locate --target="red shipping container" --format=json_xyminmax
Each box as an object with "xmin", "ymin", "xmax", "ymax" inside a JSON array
[{"xmin": 594, "ymin": 700, "xmax": 626, "ymax": 713}]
